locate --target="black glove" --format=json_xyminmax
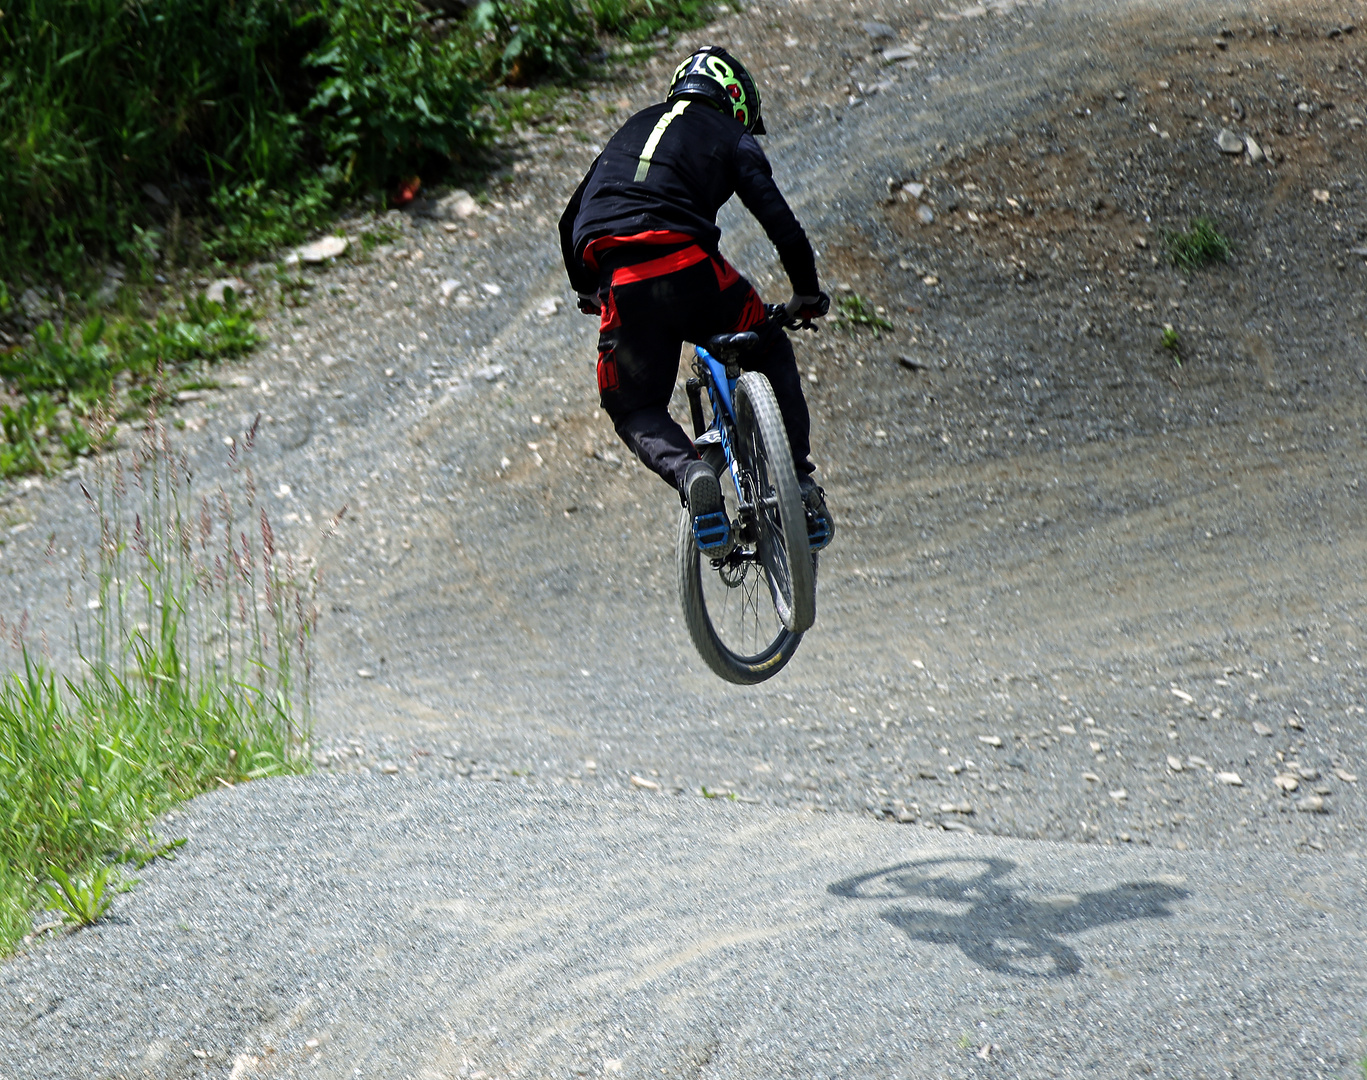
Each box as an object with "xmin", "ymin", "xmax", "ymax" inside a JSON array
[
  {"xmin": 577, "ymin": 291, "xmax": 602, "ymax": 316},
  {"xmin": 785, "ymin": 291, "xmax": 831, "ymax": 321}
]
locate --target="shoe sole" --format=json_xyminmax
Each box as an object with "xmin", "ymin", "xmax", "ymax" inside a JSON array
[{"xmin": 686, "ymin": 468, "xmax": 723, "ymax": 518}]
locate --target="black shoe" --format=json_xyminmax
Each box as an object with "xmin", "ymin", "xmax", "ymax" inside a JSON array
[
  {"xmin": 799, "ymin": 474, "xmax": 835, "ymax": 551},
  {"xmin": 684, "ymin": 461, "xmax": 731, "ymax": 556}
]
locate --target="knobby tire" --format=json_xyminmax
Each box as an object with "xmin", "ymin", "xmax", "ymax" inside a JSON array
[{"xmin": 676, "ymin": 372, "xmax": 816, "ymax": 684}]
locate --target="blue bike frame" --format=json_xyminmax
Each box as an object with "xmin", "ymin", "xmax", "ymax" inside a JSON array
[{"xmin": 692, "ymin": 346, "xmax": 744, "ymax": 501}]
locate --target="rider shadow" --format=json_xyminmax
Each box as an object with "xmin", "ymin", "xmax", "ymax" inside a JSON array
[{"xmin": 829, "ymin": 857, "xmax": 1189, "ymax": 978}]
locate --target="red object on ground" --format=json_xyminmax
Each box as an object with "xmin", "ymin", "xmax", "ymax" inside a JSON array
[{"xmin": 394, "ymin": 176, "xmax": 422, "ymax": 206}]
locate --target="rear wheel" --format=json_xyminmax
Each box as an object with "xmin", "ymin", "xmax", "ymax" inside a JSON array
[
  {"xmin": 677, "ymin": 509, "xmax": 809, "ymax": 684},
  {"xmin": 675, "ymin": 372, "xmax": 816, "ymax": 684}
]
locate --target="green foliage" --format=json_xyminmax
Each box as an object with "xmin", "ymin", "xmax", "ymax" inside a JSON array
[
  {"xmin": 1, "ymin": 0, "xmax": 712, "ymax": 286},
  {"xmin": 0, "ymin": 0, "xmax": 488, "ymax": 279},
  {"xmin": 835, "ymin": 294, "xmax": 894, "ymax": 335},
  {"xmin": 0, "ymin": 395, "xmax": 57, "ymax": 476},
  {"xmin": 120, "ymin": 835, "xmax": 187, "ymax": 870},
  {"xmin": 205, "ymin": 177, "xmax": 337, "ymax": 263},
  {"xmin": 473, "ymin": 0, "xmax": 595, "ymax": 83},
  {"xmin": 309, "ymin": 0, "xmax": 486, "ymax": 183},
  {"xmin": 1160, "ymin": 324, "xmax": 1181, "ymax": 364},
  {"xmin": 0, "ymin": 293, "xmax": 259, "ymax": 476},
  {"xmin": 0, "ymin": 417, "xmax": 322, "ymax": 954},
  {"xmin": 589, "ymin": 0, "xmax": 715, "ymax": 42},
  {"xmin": 1165, "ymin": 217, "xmax": 1230, "ymax": 271},
  {"xmin": 42, "ymin": 864, "xmax": 122, "ymax": 928}
]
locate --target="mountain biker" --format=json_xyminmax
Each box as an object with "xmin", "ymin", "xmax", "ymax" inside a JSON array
[{"xmin": 558, "ymin": 45, "xmax": 833, "ymax": 555}]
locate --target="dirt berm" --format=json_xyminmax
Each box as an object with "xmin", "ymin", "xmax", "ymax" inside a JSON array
[{"xmin": 1, "ymin": 0, "xmax": 1365, "ymax": 1074}]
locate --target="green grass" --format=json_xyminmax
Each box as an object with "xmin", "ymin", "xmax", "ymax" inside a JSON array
[
  {"xmin": 1160, "ymin": 324, "xmax": 1182, "ymax": 365},
  {"xmin": 0, "ymin": 291, "xmax": 259, "ymax": 477},
  {"xmin": 0, "ymin": 416, "xmax": 327, "ymax": 953},
  {"xmin": 835, "ymin": 294, "xmax": 894, "ymax": 336},
  {"xmin": 1165, "ymin": 217, "xmax": 1231, "ymax": 271}
]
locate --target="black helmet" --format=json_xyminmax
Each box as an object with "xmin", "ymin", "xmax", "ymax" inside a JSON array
[{"xmin": 667, "ymin": 46, "xmax": 765, "ymax": 135}]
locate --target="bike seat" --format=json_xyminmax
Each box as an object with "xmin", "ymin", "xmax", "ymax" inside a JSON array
[{"xmin": 704, "ymin": 331, "xmax": 759, "ymax": 356}]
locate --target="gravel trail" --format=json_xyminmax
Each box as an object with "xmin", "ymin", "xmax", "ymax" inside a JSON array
[
  {"xmin": 3, "ymin": 776, "xmax": 1364, "ymax": 1079},
  {"xmin": 1, "ymin": 0, "xmax": 1366, "ymax": 1071}
]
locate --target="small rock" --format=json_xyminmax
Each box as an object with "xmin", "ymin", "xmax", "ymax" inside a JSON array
[
  {"xmin": 1333, "ymin": 768, "xmax": 1357, "ymax": 782},
  {"xmin": 1295, "ymin": 795, "xmax": 1326, "ymax": 813},
  {"xmin": 380, "ymin": 762, "xmax": 399, "ymax": 775},
  {"xmin": 1167, "ymin": 755, "xmax": 1183, "ymax": 772},
  {"xmin": 476, "ymin": 364, "xmax": 506, "ymax": 382},
  {"xmin": 1170, "ymin": 688, "xmax": 1194, "ymax": 703},
  {"xmin": 882, "ymin": 44, "xmax": 923, "ymax": 62},
  {"xmin": 1312, "ymin": 189, "xmax": 1331, "ymax": 204},
  {"xmin": 535, "ymin": 297, "xmax": 561, "ymax": 318},
  {"xmin": 895, "ymin": 806, "xmax": 917, "ymax": 823},
  {"xmin": 977, "ymin": 735, "xmax": 1002, "ymax": 747},
  {"xmin": 915, "ymin": 204, "xmax": 935, "ymax": 225},
  {"xmin": 897, "ymin": 354, "xmax": 926, "ymax": 371},
  {"xmin": 1286, "ymin": 716, "xmax": 1304, "ymax": 731},
  {"xmin": 940, "ymin": 820, "xmax": 975, "ymax": 834},
  {"xmin": 1216, "ymin": 771, "xmax": 1243, "ymax": 786},
  {"xmin": 437, "ymin": 189, "xmax": 480, "ymax": 220},
  {"xmin": 1275, "ymin": 774, "xmax": 1299, "ymax": 792},
  {"xmin": 939, "ymin": 801, "xmax": 973, "ymax": 814},
  {"xmin": 482, "ymin": 282, "xmax": 503, "ymax": 296},
  {"xmin": 357, "ymin": 668, "xmax": 375, "ymax": 679},
  {"xmin": 1083, "ymin": 772, "xmax": 1100, "ymax": 783},
  {"xmin": 1349, "ymin": 246, "xmax": 1367, "ymax": 258},
  {"xmin": 630, "ymin": 774, "xmax": 661, "ymax": 791},
  {"xmin": 1295, "ymin": 764, "xmax": 1319, "ymax": 780},
  {"xmin": 1059, "ymin": 724, "xmax": 1077, "ymax": 735},
  {"xmin": 1252, "ymin": 721, "xmax": 1273, "ymax": 737},
  {"xmin": 1109, "ymin": 789, "xmax": 1128, "ymax": 802},
  {"xmin": 1187, "ymin": 755, "xmax": 1210, "ymax": 768},
  {"xmin": 1245, "ymin": 136, "xmax": 1265, "ymax": 163},
  {"xmin": 205, "ymin": 277, "xmax": 245, "ymax": 304},
  {"xmin": 294, "ymin": 235, "xmax": 349, "ymax": 264},
  {"xmin": 1113, "ymin": 90, "xmax": 1127, "ymax": 101},
  {"xmin": 440, "ymin": 278, "xmax": 460, "ymax": 298},
  {"xmin": 1157, "ymin": 79, "xmax": 1171, "ymax": 89},
  {"xmin": 921, "ymin": 274, "xmax": 939, "ymax": 286},
  {"xmin": 901, "ymin": 181, "xmax": 926, "ymax": 200},
  {"xmin": 863, "ymin": 20, "xmax": 896, "ymax": 38},
  {"xmin": 1133, "ymin": 235, "xmax": 1148, "ymax": 249},
  {"xmin": 175, "ymin": 390, "xmax": 204, "ymax": 404},
  {"xmin": 1215, "ymin": 128, "xmax": 1244, "ymax": 154}
]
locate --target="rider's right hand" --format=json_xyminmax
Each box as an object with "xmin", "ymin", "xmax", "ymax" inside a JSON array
[
  {"xmin": 785, "ymin": 291, "xmax": 830, "ymax": 321},
  {"xmin": 577, "ymin": 291, "xmax": 602, "ymax": 316}
]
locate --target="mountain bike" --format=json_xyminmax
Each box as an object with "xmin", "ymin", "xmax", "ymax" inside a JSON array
[{"xmin": 676, "ymin": 306, "xmax": 823, "ymax": 684}]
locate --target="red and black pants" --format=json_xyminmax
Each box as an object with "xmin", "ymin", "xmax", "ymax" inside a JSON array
[{"xmin": 587, "ymin": 231, "xmax": 814, "ymax": 493}]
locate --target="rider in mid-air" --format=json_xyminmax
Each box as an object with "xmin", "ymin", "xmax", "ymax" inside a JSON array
[{"xmin": 558, "ymin": 46, "xmax": 833, "ymax": 554}]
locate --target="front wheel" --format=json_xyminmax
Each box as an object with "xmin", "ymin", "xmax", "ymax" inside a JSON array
[{"xmin": 733, "ymin": 371, "xmax": 815, "ymax": 633}]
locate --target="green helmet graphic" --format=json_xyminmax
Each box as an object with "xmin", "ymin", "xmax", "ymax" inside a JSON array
[{"xmin": 667, "ymin": 46, "xmax": 765, "ymax": 134}]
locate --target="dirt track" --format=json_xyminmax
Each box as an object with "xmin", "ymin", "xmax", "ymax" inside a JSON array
[{"xmin": 4, "ymin": 0, "xmax": 1366, "ymax": 853}]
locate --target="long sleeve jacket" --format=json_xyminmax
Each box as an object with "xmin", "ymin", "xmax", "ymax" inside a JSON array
[{"xmin": 559, "ymin": 99, "xmax": 819, "ymax": 297}]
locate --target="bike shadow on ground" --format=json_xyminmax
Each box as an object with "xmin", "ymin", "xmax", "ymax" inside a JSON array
[{"xmin": 829, "ymin": 857, "xmax": 1190, "ymax": 977}]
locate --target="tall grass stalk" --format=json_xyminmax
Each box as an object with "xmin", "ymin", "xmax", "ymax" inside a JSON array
[{"xmin": 0, "ymin": 412, "xmax": 339, "ymax": 953}]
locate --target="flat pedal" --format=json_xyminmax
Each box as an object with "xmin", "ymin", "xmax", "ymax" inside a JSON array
[
  {"xmin": 806, "ymin": 509, "xmax": 834, "ymax": 552},
  {"xmin": 692, "ymin": 511, "xmax": 733, "ymax": 555}
]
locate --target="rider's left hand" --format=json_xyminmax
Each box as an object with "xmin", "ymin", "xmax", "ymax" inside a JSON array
[{"xmin": 577, "ymin": 291, "xmax": 602, "ymax": 316}]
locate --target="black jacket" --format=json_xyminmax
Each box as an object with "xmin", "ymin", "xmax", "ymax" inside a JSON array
[{"xmin": 559, "ymin": 99, "xmax": 819, "ymax": 297}]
